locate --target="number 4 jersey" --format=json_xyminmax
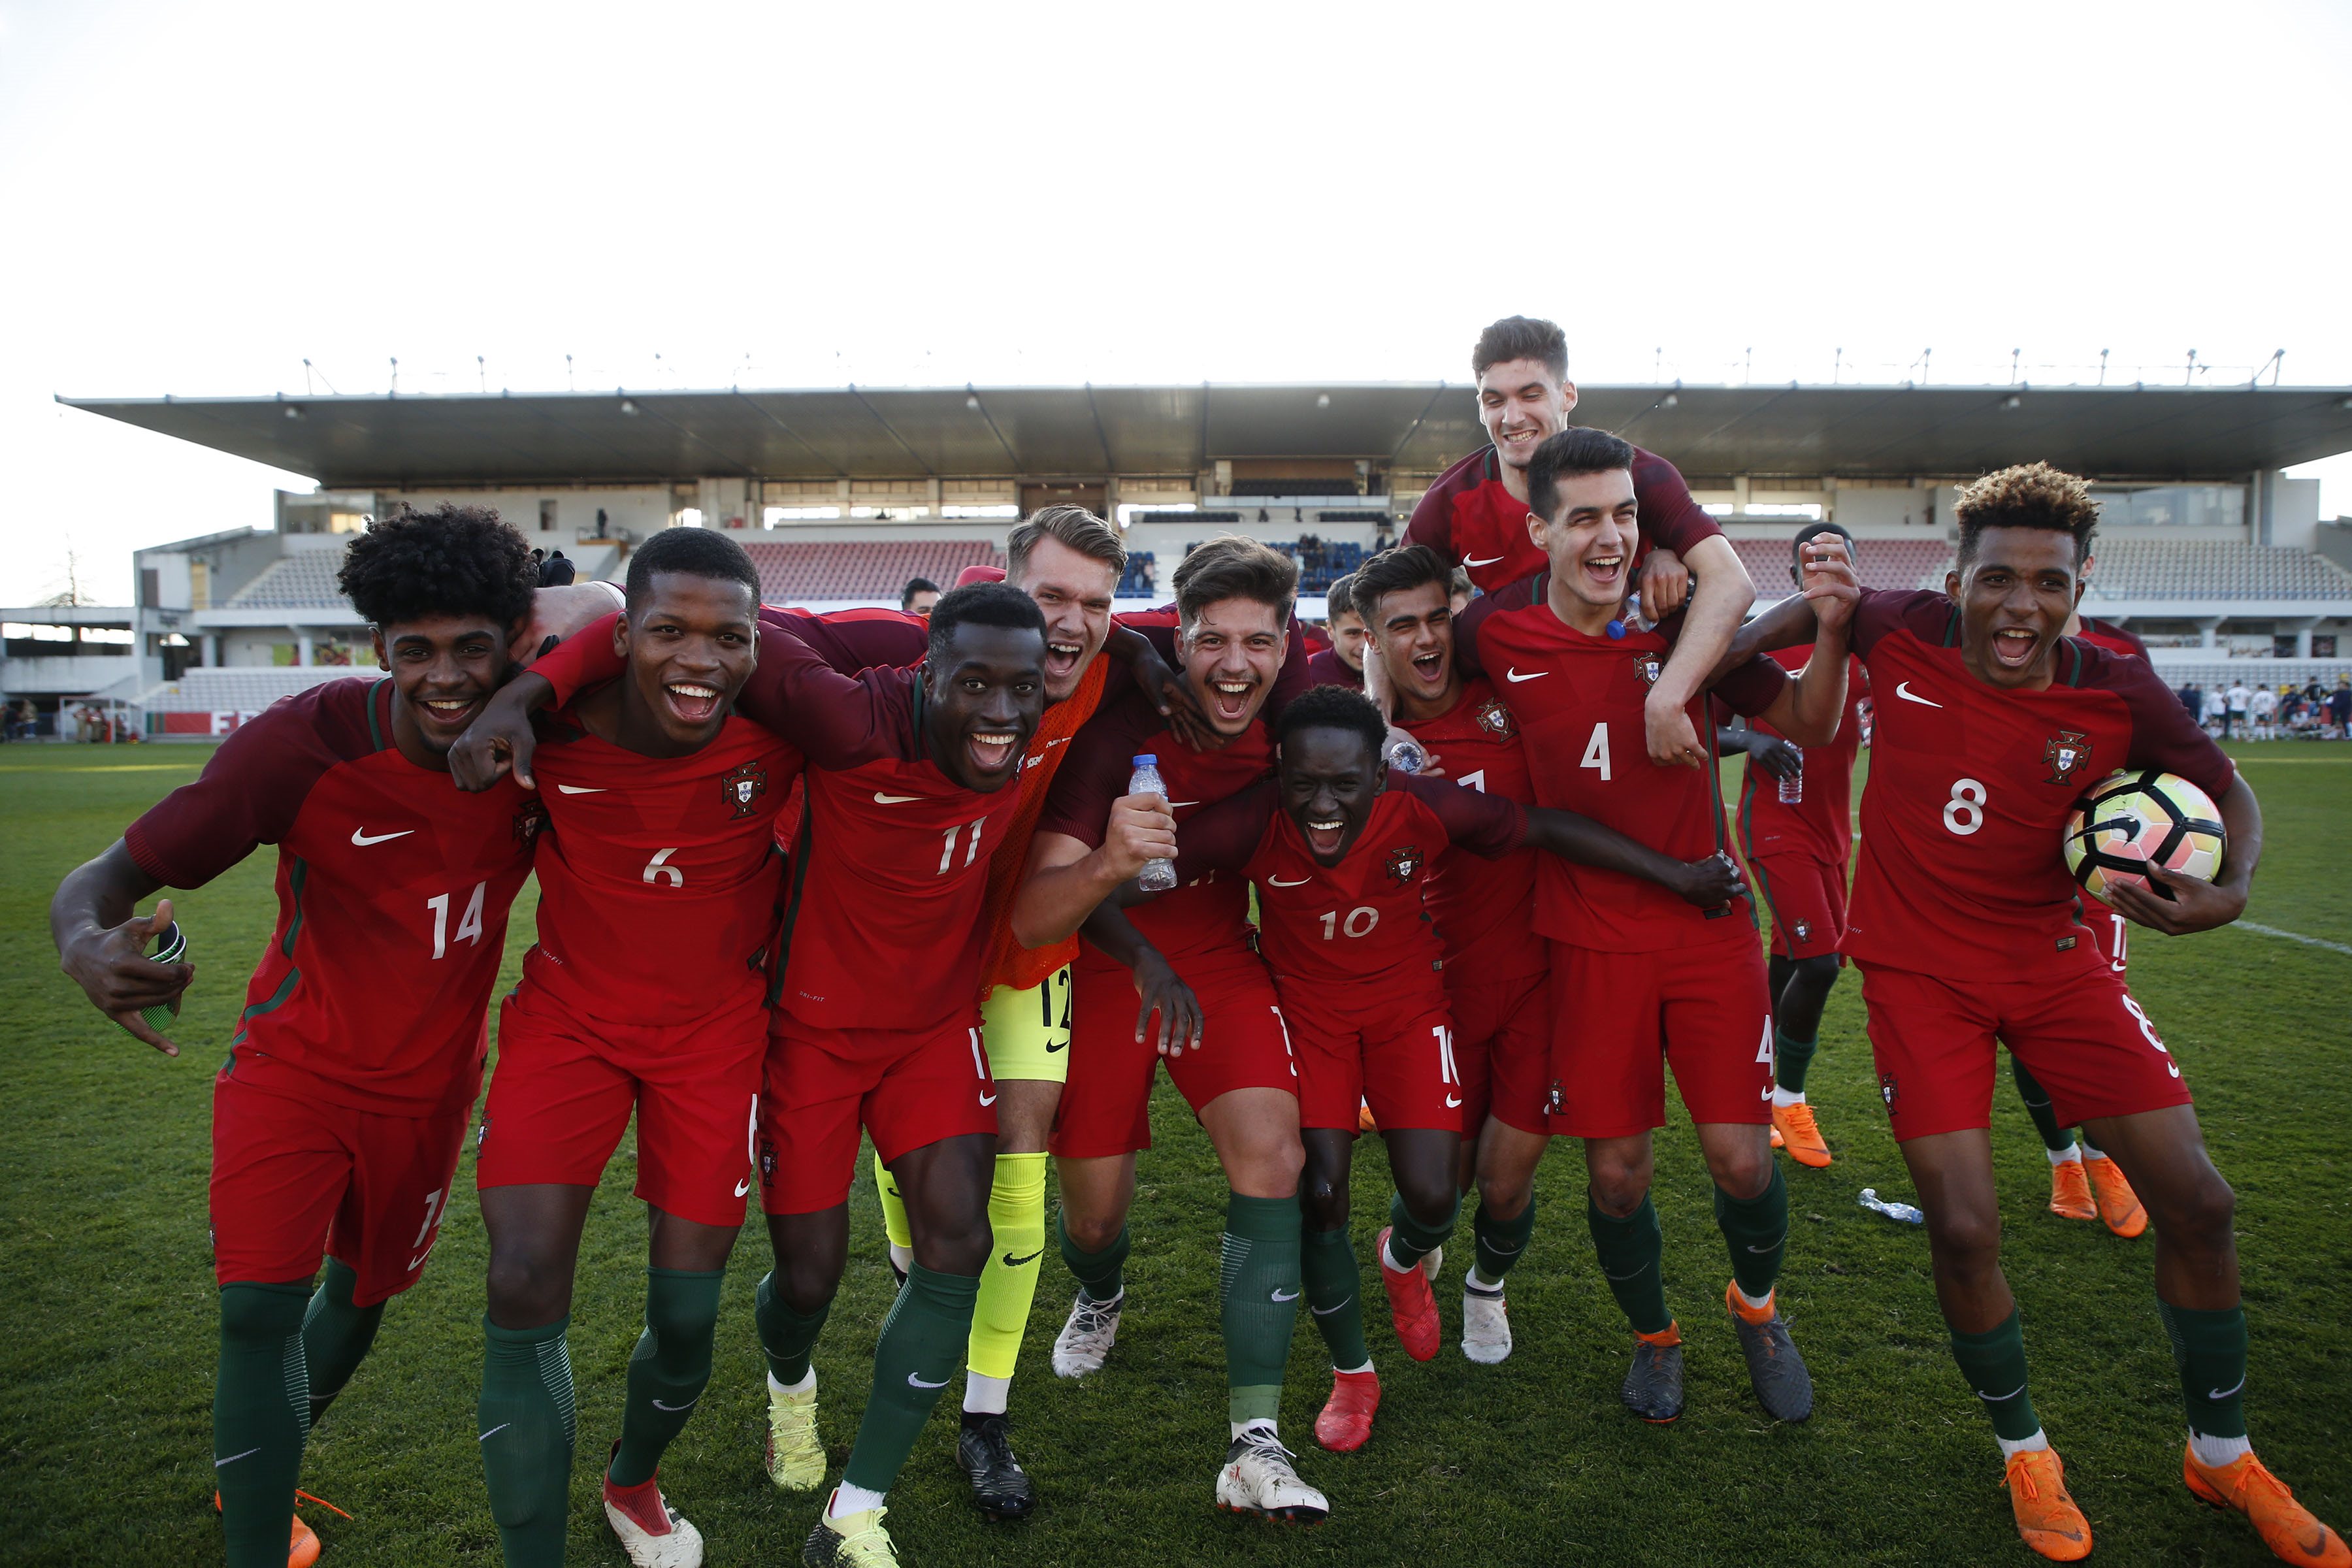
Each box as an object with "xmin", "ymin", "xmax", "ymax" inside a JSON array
[
  {"xmin": 1843, "ymin": 589, "xmax": 2236, "ymax": 982},
  {"xmin": 123, "ymin": 678, "xmax": 539, "ymax": 1115}
]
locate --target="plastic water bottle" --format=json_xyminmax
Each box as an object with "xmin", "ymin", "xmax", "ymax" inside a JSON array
[
  {"xmin": 1382, "ymin": 731, "xmax": 1428, "ymax": 774},
  {"xmin": 1130, "ymin": 755, "xmax": 1178, "ymax": 892},
  {"xmin": 1857, "ymin": 1187, "xmax": 1925, "ymax": 1225},
  {"xmin": 1604, "ymin": 593, "xmax": 1656, "ymax": 641},
  {"xmin": 1777, "ymin": 747, "xmax": 1805, "ymax": 805}
]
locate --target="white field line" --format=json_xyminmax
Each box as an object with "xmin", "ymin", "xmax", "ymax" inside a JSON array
[{"xmin": 2234, "ymin": 922, "xmax": 2352, "ymax": 958}]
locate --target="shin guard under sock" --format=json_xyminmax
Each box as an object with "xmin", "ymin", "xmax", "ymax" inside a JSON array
[
  {"xmin": 301, "ymin": 1258, "xmax": 383, "ymax": 1428},
  {"xmin": 841, "ymin": 1264, "xmax": 979, "ymax": 1494},
  {"xmin": 2158, "ymin": 1298, "xmax": 2249, "ymax": 1441},
  {"xmin": 755, "ymin": 1269, "xmax": 832, "ymax": 1388},
  {"xmin": 1385, "ymin": 1187, "xmax": 1460, "ymax": 1270},
  {"xmin": 1472, "ymin": 1195, "xmax": 1537, "ymax": 1282},
  {"xmin": 1219, "ymin": 1192, "xmax": 1303, "ymax": 1427},
  {"xmin": 216, "ymin": 1282, "xmax": 311, "ymax": 1568},
  {"xmin": 1057, "ymin": 1209, "xmax": 1130, "ymax": 1303},
  {"xmin": 968, "ymin": 1152, "xmax": 1048, "ymax": 1383},
  {"xmin": 1950, "ymin": 1307, "xmax": 2042, "ymax": 1443},
  {"xmin": 480, "ymin": 1315, "xmax": 575, "ymax": 1568},
  {"xmin": 1586, "ymin": 1193, "xmax": 1671, "ymax": 1335},
  {"xmin": 1301, "ymin": 1225, "xmax": 1369, "ymax": 1370},
  {"xmin": 608, "ymin": 1267, "xmax": 725, "ymax": 1488},
  {"xmin": 1714, "ymin": 1164, "xmax": 1789, "ymax": 1300}
]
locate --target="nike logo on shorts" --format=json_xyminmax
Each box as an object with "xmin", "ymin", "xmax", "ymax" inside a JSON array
[
  {"xmin": 1445, "ymin": 1094, "xmax": 1462, "ymax": 1108},
  {"xmin": 734, "ymin": 1177, "xmax": 752, "ymax": 1198},
  {"xmin": 1505, "ymin": 668, "xmax": 1549, "ymax": 683},
  {"xmin": 350, "ymin": 827, "xmax": 414, "ymax": 846},
  {"xmin": 1895, "ymin": 680, "xmax": 1943, "ymax": 708},
  {"xmin": 907, "ymin": 1372, "xmax": 949, "ymax": 1389},
  {"xmin": 979, "ymin": 1092, "xmax": 998, "ymax": 1106},
  {"xmin": 1045, "ymin": 1037, "xmax": 1068, "ymax": 1053},
  {"xmin": 1004, "ymin": 1250, "xmax": 1043, "ymax": 1268},
  {"xmin": 1463, "ymin": 554, "xmax": 1505, "ymax": 568}
]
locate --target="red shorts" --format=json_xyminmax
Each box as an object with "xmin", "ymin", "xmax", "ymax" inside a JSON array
[
  {"xmin": 1279, "ymin": 977, "xmax": 1458, "ymax": 1134},
  {"xmin": 1051, "ymin": 946, "xmax": 1298, "ymax": 1160},
  {"xmin": 1750, "ymin": 853, "xmax": 1847, "ymax": 961},
  {"xmin": 478, "ymin": 983, "xmax": 765, "ymax": 1228},
  {"xmin": 759, "ymin": 1012, "xmax": 998, "ymax": 1215},
  {"xmin": 1447, "ymin": 965, "xmax": 1548, "ymax": 1137},
  {"xmin": 1857, "ymin": 960, "xmax": 2192, "ymax": 1142},
  {"xmin": 211, "ymin": 1064, "xmax": 476, "ymax": 1305},
  {"xmin": 1544, "ymin": 938, "xmax": 1774, "ymax": 1138}
]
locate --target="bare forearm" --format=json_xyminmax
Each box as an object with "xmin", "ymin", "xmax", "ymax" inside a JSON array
[
  {"xmin": 1654, "ymin": 541, "xmax": 1754, "ymax": 706},
  {"xmin": 1774, "ymin": 625, "xmax": 1852, "ymax": 747},
  {"xmin": 1011, "ymin": 850, "xmax": 1132, "ymax": 949},
  {"xmin": 50, "ymin": 843, "xmax": 161, "ymax": 956},
  {"xmin": 1079, "ymin": 900, "xmax": 1160, "ymax": 970},
  {"xmin": 2217, "ymin": 775, "xmax": 2262, "ymax": 896},
  {"xmin": 1523, "ymin": 808, "xmax": 1693, "ymax": 894},
  {"xmin": 1720, "ymin": 595, "xmax": 1821, "ymax": 676}
]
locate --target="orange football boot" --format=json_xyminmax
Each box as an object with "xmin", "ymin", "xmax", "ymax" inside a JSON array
[
  {"xmin": 2046, "ymin": 1158, "xmax": 2097, "ymax": 1221},
  {"xmin": 2082, "ymin": 1153, "xmax": 2148, "ymax": 1238},
  {"xmin": 1771, "ymin": 1101, "xmax": 1832, "ymax": 1168},
  {"xmin": 2003, "ymin": 1447, "xmax": 2093, "ymax": 1561},
  {"xmin": 2183, "ymin": 1446, "xmax": 2351, "ymax": 1567},
  {"xmin": 1312, "ymin": 1367, "xmax": 1380, "ymax": 1452},
  {"xmin": 214, "ymin": 1489, "xmax": 341, "ymax": 1568},
  {"xmin": 1357, "ymin": 1099, "xmax": 1378, "ymax": 1135}
]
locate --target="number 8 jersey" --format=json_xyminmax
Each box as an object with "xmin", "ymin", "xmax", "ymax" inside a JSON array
[{"xmin": 1842, "ymin": 589, "xmax": 2235, "ymax": 981}]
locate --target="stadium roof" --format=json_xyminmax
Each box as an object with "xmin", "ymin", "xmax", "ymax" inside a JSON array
[{"xmin": 59, "ymin": 382, "xmax": 2352, "ymax": 489}]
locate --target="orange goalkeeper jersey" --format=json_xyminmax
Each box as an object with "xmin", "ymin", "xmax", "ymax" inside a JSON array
[{"xmin": 975, "ymin": 651, "xmax": 1113, "ymax": 996}]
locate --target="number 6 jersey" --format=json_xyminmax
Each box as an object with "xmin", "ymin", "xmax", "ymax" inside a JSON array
[{"xmin": 1841, "ymin": 589, "xmax": 2235, "ymax": 981}]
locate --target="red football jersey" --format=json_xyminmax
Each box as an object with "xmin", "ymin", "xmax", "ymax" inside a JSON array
[
  {"xmin": 1454, "ymin": 578, "xmax": 1788, "ymax": 951},
  {"xmin": 1397, "ymin": 676, "xmax": 1545, "ymax": 982},
  {"xmin": 1036, "ymin": 688, "xmax": 1276, "ymax": 964},
  {"xmin": 1737, "ymin": 646, "xmax": 1870, "ymax": 868},
  {"xmin": 123, "ymin": 679, "xmax": 538, "ymax": 1115},
  {"xmin": 528, "ymin": 711, "xmax": 793, "ymax": 1024},
  {"xmin": 1173, "ymin": 774, "xmax": 1526, "ymax": 987},
  {"xmin": 1842, "ymin": 589, "xmax": 2236, "ymax": 981},
  {"xmin": 1301, "ymin": 647, "xmax": 1364, "ymax": 691},
  {"xmin": 1405, "ymin": 444, "xmax": 1723, "ymax": 595}
]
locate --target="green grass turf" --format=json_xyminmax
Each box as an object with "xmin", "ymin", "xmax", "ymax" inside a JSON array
[{"xmin": 1, "ymin": 740, "xmax": 2345, "ymax": 1567}]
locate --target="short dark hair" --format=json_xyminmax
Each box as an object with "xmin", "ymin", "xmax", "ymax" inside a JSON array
[
  {"xmin": 1955, "ymin": 462, "xmax": 2101, "ymax": 570},
  {"xmin": 900, "ymin": 576, "xmax": 941, "ymax": 610},
  {"xmin": 1274, "ymin": 683, "xmax": 1388, "ymax": 760},
  {"xmin": 1324, "ymin": 573, "xmax": 1361, "ymax": 625},
  {"xmin": 927, "ymin": 580, "xmax": 1047, "ymax": 666},
  {"xmin": 1790, "ymin": 520, "xmax": 1854, "ymax": 578},
  {"xmin": 1350, "ymin": 545, "xmax": 1450, "ymax": 625},
  {"xmin": 1007, "ymin": 505, "xmax": 1125, "ymax": 582},
  {"xmin": 339, "ymin": 502, "xmax": 536, "ymax": 632},
  {"xmin": 1173, "ymin": 535, "xmax": 1298, "ymax": 631},
  {"xmin": 625, "ymin": 526, "xmax": 762, "ymax": 613},
  {"xmin": 1526, "ymin": 426, "xmax": 1635, "ymax": 525},
  {"xmin": 1472, "ymin": 315, "xmax": 1569, "ymax": 382}
]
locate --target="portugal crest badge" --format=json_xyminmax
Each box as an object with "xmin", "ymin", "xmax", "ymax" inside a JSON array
[
  {"xmin": 1385, "ymin": 845, "xmax": 1426, "ymax": 886},
  {"xmin": 722, "ymin": 760, "xmax": 768, "ymax": 819},
  {"xmin": 512, "ymin": 799, "xmax": 547, "ymax": 845},
  {"xmin": 1473, "ymin": 699, "xmax": 1518, "ymax": 740},
  {"xmin": 1633, "ymin": 651, "xmax": 1663, "ymax": 687},
  {"xmin": 2042, "ymin": 728, "xmax": 2092, "ymax": 785}
]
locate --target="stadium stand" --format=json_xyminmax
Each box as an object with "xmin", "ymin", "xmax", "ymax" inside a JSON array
[
  {"xmin": 2080, "ymin": 540, "xmax": 2352, "ymax": 600},
  {"xmin": 1731, "ymin": 536, "xmax": 1954, "ymax": 595},
  {"xmin": 1314, "ymin": 510, "xmax": 1393, "ymax": 525},
  {"xmin": 225, "ymin": 550, "xmax": 353, "ymax": 610},
  {"xmin": 1118, "ymin": 552, "xmax": 1157, "ymax": 597},
  {"xmin": 1229, "ymin": 481, "xmax": 1362, "ymax": 497},
  {"xmin": 740, "ymin": 538, "xmax": 1005, "ymax": 604},
  {"xmin": 140, "ymin": 666, "xmax": 368, "ymax": 712},
  {"xmin": 1132, "ymin": 510, "xmax": 1239, "ymax": 526}
]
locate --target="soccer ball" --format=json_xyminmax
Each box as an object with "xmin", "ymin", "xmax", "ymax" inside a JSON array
[{"xmin": 2062, "ymin": 769, "xmax": 2225, "ymax": 901}]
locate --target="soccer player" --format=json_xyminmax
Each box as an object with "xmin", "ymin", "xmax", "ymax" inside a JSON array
[
  {"xmin": 1740, "ymin": 463, "xmax": 2343, "ymax": 1566},
  {"xmin": 1126, "ymin": 685, "xmax": 1744, "ymax": 1450},
  {"xmin": 1398, "ymin": 314, "xmax": 1757, "ymax": 764},
  {"xmin": 1714, "ymin": 521, "xmax": 1871, "ymax": 1170},
  {"xmin": 1011, "ymin": 536, "xmax": 1331, "ymax": 1523},
  {"xmin": 1302, "ymin": 571, "xmax": 1366, "ymax": 689},
  {"xmin": 1447, "ymin": 427, "xmax": 1857, "ymax": 1425},
  {"xmin": 51, "ymin": 505, "xmax": 544, "ymax": 1568}
]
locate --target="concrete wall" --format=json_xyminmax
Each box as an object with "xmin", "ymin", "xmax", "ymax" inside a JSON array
[{"xmin": 376, "ymin": 485, "xmax": 674, "ymax": 543}]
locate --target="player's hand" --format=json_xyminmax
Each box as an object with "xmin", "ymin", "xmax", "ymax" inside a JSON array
[
  {"xmin": 58, "ymin": 897, "xmax": 191, "ymax": 1056},
  {"xmin": 1673, "ymin": 853, "xmax": 1748, "ymax": 909},
  {"xmin": 1413, "ymin": 747, "xmax": 1447, "ymax": 780},
  {"xmin": 512, "ymin": 583, "xmax": 619, "ymax": 665},
  {"xmin": 1098, "ymin": 793, "xmax": 1179, "ymax": 882},
  {"xmin": 1132, "ymin": 951, "xmax": 1205, "ymax": 1058},
  {"xmin": 1798, "ymin": 537, "xmax": 1860, "ymax": 636},
  {"xmin": 2108, "ymin": 864, "xmax": 2246, "ymax": 936},
  {"xmin": 449, "ymin": 675, "xmax": 553, "ymax": 792},
  {"xmin": 1747, "ymin": 734, "xmax": 1802, "ymax": 780},
  {"xmin": 1644, "ymin": 689, "xmax": 1707, "ymax": 769},
  {"xmin": 1128, "ymin": 641, "xmax": 1222, "ymax": 753},
  {"xmin": 1639, "ymin": 547, "xmax": 1691, "ymax": 623}
]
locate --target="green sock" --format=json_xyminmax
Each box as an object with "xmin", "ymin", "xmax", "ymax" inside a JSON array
[
  {"xmin": 216, "ymin": 1282, "xmax": 311, "ymax": 1568},
  {"xmin": 1586, "ymin": 1194, "xmax": 1671, "ymax": 1335},
  {"xmin": 1472, "ymin": 1196, "xmax": 1537, "ymax": 1282},
  {"xmin": 608, "ymin": 1268, "xmax": 725, "ymax": 1488},
  {"xmin": 1951, "ymin": 1307, "xmax": 2042, "ymax": 1443},
  {"xmin": 1219, "ymin": 1192, "xmax": 1303, "ymax": 1427},
  {"xmin": 2158, "ymin": 1299, "xmax": 2249, "ymax": 1441},
  {"xmin": 300, "ymin": 1258, "xmax": 382, "ymax": 1428},
  {"xmin": 1774, "ymin": 1028, "xmax": 1819, "ymax": 1094},
  {"xmin": 1385, "ymin": 1188, "xmax": 1460, "ymax": 1269},
  {"xmin": 1714, "ymin": 1164, "xmax": 1789, "ymax": 1300},
  {"xmin": 1300, "ymin": 1226, "xmax": 1369, "ymax": 1370},
  {"xmin": 841, "ymin": 1264, "xmax": 979, "ymax": 1494},
  {"xmin": 1058, "ymin": 1209, "xmax": 1130, "ymax": 1303},
  {"xmin": 755, "ymin": 1269, "xmax": 832, "ymax": 1388},
  {"xmin": 480, "ymin": 1316, "xmax": 574, "ymax": 1568},
  {"xmin": 2010, "ymin": 1058, "xmax": 2077, "ymax": 1153}
]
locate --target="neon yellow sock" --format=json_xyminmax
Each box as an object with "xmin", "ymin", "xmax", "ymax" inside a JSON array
[
  {"xmin": 967, "ymin": 1152, "xmax": 1048, "ymax": 1382},
  {"xmin": 873, "ymin": 1147, "xmax": 913, "ymax": 1251}
]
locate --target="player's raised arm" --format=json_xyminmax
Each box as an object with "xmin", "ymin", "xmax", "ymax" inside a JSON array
[
  {"xmin": 50, "ymin": 846, "xmax": 189, "ymax": 1054},
  {"xmin": 1742, "ymin": 537, "xmax": 1857, "ymax": 747},
  {"xmin": 1641, "ymin": 533, "xmax": 1756, "ymax": 766}
]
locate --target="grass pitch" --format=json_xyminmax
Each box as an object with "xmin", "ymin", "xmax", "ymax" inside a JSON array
[{"xmin": 1, "ymin": 742, "xmax": 2345, "ymax": 1567}]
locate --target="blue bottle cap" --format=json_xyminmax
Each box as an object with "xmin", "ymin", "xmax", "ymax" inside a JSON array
[
  {"xmin": 1132, "ymin": 754, "xmax": 1157, "ymax": 766},
  {"xmin": 1605, "ymin": 619, "xmax": 1627, "ymax": 639}
]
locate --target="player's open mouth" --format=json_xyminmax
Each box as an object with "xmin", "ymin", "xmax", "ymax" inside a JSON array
[
  {"xmin": 1304, "ymin": 817, "xmax": 1347, "ymax": 856},
  {"xmin": 1581, "ymin": 553, "xmax": 1625, "ymax": 589},
  {"xmin": 1499, "ymin": 425, "xmax": 1539, "ymax": 450},
  {"xmin": 966, "ymin": 730, "xmax": 1019, "ymax": 774},
  {"xmin": 1992, "ymin": 628, "xmax": 2040, "ymax": 668},
  {"xmin": 1043, "ymin": 640, "xmax": 1083, "ymax": 681},
  {"xmin": 417, "ymin": 694, "xmax": 481, "ymax": 728},
  {"xmin": 1209, "ymin": 679, "xmax": 1256, "ymax": 724},
  {"xmin": 665, "ymin": 682, "xmax": 723, "ymax": 723},
  {"xmin": 1411, "ymin": 649, "xmax": 1445, "ymax": 685}
]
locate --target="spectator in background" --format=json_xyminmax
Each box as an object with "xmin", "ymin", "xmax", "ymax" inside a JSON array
[
  {"xmin": 2200, "ymin": 686, "xmax": 2227, "ymax": 735},
  {"xmin": 2331, "ymin": 677, "xmax": 2351, "ymax": 738},
  {"xmin": 538, "ymin": 548, "xmax": 576, "ymax": 587},
  {"xmin": 2249, "ymin": 683, "xmax": 2278, "ymax": 740},
  {"xmin": 2223, "ymin": 678, "xmax": 2251, "ymax": 739},
  {"xmin": 2178, "ymin": 682, "xmax": 2202, "ymax": 719},
  {"xmin": 901, "ymin": 577, "xmax": 941, "ymax": 617},
  {"xmin": 1301, "ymin": 571, "xmax": 1366, "ymax": 690}
]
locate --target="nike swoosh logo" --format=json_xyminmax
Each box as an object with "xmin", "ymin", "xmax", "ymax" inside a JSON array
[
  {"xmin": 1602, "ymin": 1266, "xmax": 1650, "ymax": 1282},
  {"xmin": 216, "ymin": 1446, "xmax": 262, "ymax": 1467},
  {"xmin": 2207, "ymin": 1376, "xmax": 2246, "ymax": 1400},
  {"xmin": 907, "ymin": 1373, "xmax": 950, "ymax": 1388},
  {"xmin": 1004, "ymin": 1250, "xmax": 1043, "ymax": 1267},
  {"xmin": 1976, "ymin": 1385, "xmax": 2027, "ymax": 1402},
  {"xmin": 1271, "ymin": 1288, "xmax": 1299, "ymax": 1302},
  {"xmin": 734, "ymin": 1177, "xmax": 752, "ymax": 1197},
  {"xmin": 553, "ymin": 784, "xmax": 606, "ymax": 794},
  {"xmin": 1445, "ymin": 1094, "xmax": 1463, "ymax": 1107},
  {"xmin": 651, "ymin": 1397, "xmax": 698, "ymax": 1411},
  {"xmin": 1309, "ymin": 1299, "xmax": 1354, "ymax": 1315},
  {"xmin": 1894, "ymin": 680, "xmax": 1943, "ymax": 708},
  {"xmin": 1504, "ymin": 668, "xmax": 1549, "ymax": 683},
  {"xmin": 979, "ymin": 1092, "xmax": 998, "ymax": 1106},
  {"xmin": 350, "ymin": 828, "xmax": 414, "ymax": 845},
  {"xmin": 1267, "ymin": 875, "xmax": 1311, "ymax": 887},
  {"xmin": 874, "ymin": 792, "xmax": 925, "ymax": 804},
  {"xmin": 1045, "ymin": 1037, "xmax": 1068, "ymax": 1053},
  {"xmin": 477, "ymin": 1424, "xmax": 511, "ymax": 1443},
  {"xmin": 1463, "ymin": 554, "xmax": 1505, "ymax": 568},
  {"xmin": 1047, "ymin": 737, "xmax": 1071, "ymax": 747},
  {"xmin": 1746, "ymin": 1242, "xmax": 1783, "ymax": 1253}
]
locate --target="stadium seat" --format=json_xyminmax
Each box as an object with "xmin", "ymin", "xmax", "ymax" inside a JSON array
[
  {"xmin": 141, "ymin": 666, "xmax": 367, "ymax": 712},
  {"xmin": 739, "ymin": 539, "xmax": 1006, "ymax": 604},
  {"xmin": 225, "ymin": 551, "xmax": 355, "ymax": 611},
  {"xmin": 2081, "ymin": 540, "xmax": 2352, "ymax": 601}
]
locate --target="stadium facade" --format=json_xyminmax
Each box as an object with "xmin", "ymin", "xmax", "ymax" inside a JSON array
[{"xmin": 7, "ymin": 381, "xmax": 2352, "ymax": 734}]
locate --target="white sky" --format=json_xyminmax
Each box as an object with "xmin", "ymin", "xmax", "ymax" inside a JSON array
[{"xmin": 3, "ymin": 0, "xmax": 2348, "ymax": 604}]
